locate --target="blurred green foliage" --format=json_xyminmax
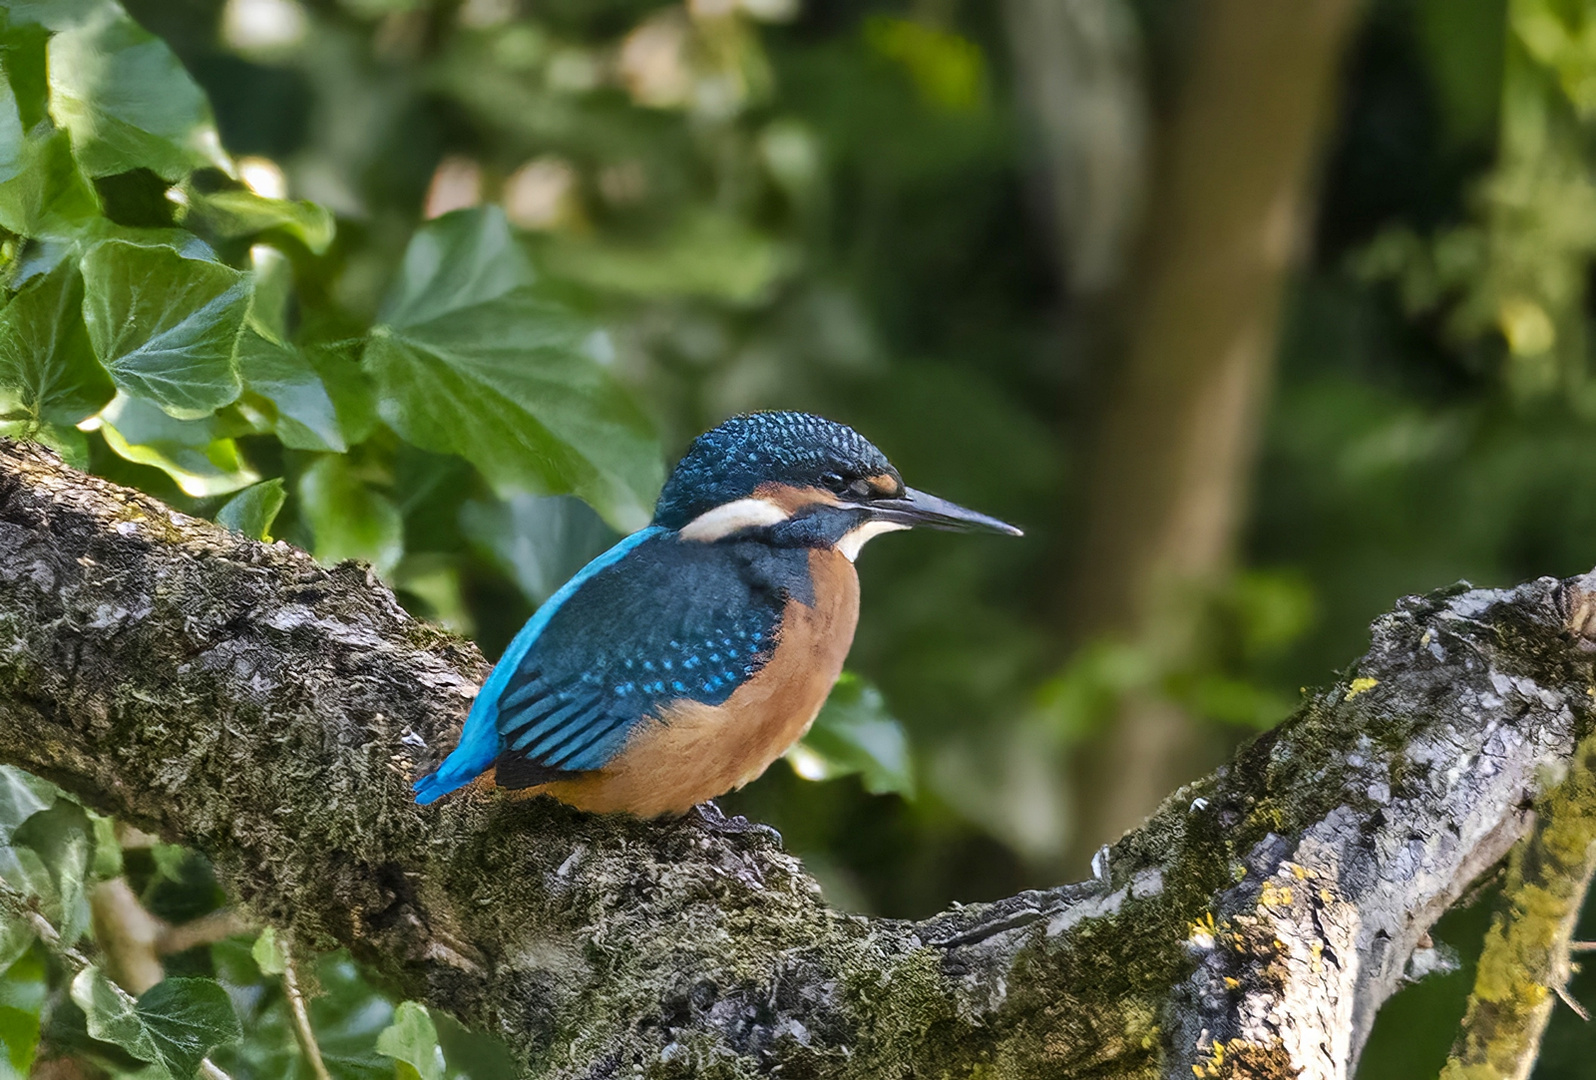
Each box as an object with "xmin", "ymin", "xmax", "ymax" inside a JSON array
[{"xmin": 3, "ymin": 0, "xmax": 1596, "ymax": 1074}]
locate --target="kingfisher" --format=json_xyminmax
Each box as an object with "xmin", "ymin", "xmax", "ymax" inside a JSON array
[{"xmin": 413, "ymin": 411, "xmax": 1020, "ymax": 817}]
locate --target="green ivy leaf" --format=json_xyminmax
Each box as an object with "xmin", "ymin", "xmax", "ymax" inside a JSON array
[
  {"xmin": 12, "ymin": 800, "xmax": 94, "ymax": 947},
  {"xmin": 0, "ymin": 55, "xmax": 26, "ymax": 186},
  {"xmin": 96, "ymin": 392, "xmax": 259, "ymax": 497},
  {"xmin": 80, "ymin": 240, "xmax": 249, "ymax": 418},
  {"xmin": 137, "ymin": 977, "xmax": 243, "ymax": 1077},
  {"xmin": 364, "ymin": 207, "xmax": 662, "ymax": 532},
  {"xmin": 4, "ymin": 0, "xmax": 110, "ymax": 33},
  {"xmin": 299, "ymin": 454, "xmax": 403, "ymax": 575},
  {"xmin": 249, "ymin": 927, "xmax": 286, "ymax": 977},
  {"xmin": 459, "ymin": 492, "xmax": 614, "ymax": 606},
  {"xmin": 187, "ymin": 189, "xmax": 335, "ymax": 254},
  {"xmin": 46, "ymin": 4, "xmax": 230, "ymax": 180},
  {"xmin": 787, "ymin": 673, "xmax": 915, "ymax": 798},
  {"xmin": 0, "ymin": 769, "xmax": 59, "ymax": 847},
  {"xmin": 307, "ymin": 343, "xmax": 377, "ymax": 446},
  {"xmin": 0, "ymin": 949, "xmax": 46, "ymax": 1079},
  {"xmin": 0, "ymin": 418, "xmax": 88, "ymax": 467},
  {"xmin": 376, "ymin": 1001, "xmax": 445, "ymax": 1080},
  {"xmin": 215, "ymin": 479, "xmax": 285, "ymax": 541},
  {"xmin": 0, "ymin": 126, "xmax": 100, "ymax": 239},
  {"xmin": 0, "ymin": 261, "xmax": 114, "ymax": 427},
  {"xmin": 541, "ymin": 210, "xmax": 792, "ymax": 304},
  {"xmin": 240, "ymin": 330, "xmax": 345, "ymax": 452},
  {"xmin": 72, "ymin": 969, "xmax": 240, "ymax": 1079}
]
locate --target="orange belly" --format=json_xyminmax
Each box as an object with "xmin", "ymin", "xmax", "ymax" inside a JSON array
[{"xmin": 524, "ymin": 549, "xmax": 861, "ymax": 817}]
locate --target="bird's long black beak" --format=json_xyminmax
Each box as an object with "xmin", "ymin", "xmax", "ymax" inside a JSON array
[{"xmin": 867, "ymin": 486, "xmax": 1023, "ymax": 536}]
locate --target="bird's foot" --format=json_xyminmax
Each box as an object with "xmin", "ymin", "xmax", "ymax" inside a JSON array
[{"xmin": 685, "ymin": 801, "xmax": 783, "ymax": 847}]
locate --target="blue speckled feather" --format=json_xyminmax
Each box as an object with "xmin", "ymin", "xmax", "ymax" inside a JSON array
[
  {"xmin": 491, "ymin": 534, "xmax": 812, "ymax": 786},
  {"xmin": 414, "ymin": 527, "xmax": 818, "ymax": 802},
  {"xmin": 413, "ymin": 527, "xmax": 665, "ymax": 803}
]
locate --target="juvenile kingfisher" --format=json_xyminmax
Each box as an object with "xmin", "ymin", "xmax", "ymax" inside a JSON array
[{"xmin": 413, "ymin": 411, "xmax": 1020, "ymax": 817}]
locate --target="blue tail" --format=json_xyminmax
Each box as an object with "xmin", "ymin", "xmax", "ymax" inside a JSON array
[{"xmin": 413, "ymin": 527, "xmax": 664, "ymax": 804}]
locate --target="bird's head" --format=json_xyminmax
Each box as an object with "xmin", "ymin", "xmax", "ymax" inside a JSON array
[{"xmin": 651, "ymin": 412, "xmax": 1021, "ymax": 559}]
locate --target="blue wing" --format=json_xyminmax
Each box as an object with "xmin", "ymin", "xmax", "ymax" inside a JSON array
[
  {"xmin": 491, "ymin": 536, "xmax": 796, "ymax": 788},
  {"xmin": 415, "ymin": 530, "xmax": 804, "ymax": 803},
  {"xmin": 414, "ymin": 527, "xmax": 663, "ymax": 803}
]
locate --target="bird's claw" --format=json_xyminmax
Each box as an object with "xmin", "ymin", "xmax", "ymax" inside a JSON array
[{"xmin": 685, "ymin": 801, "xmax": 783, "ymax": 847}]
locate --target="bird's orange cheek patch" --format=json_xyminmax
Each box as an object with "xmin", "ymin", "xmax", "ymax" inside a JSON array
[{"xmin": 753, "ymin": 482, "xmax": 841, "ymax": 514}]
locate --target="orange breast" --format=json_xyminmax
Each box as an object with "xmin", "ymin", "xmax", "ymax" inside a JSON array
[{"xmin": 531, "ymin": 549, "xmax": 861, "ymax": 817}]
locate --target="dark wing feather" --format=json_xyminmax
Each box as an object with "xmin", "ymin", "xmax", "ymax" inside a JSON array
[{"xmin": 492, "ymin": 536, "xmax": 806, "ymax": 785}]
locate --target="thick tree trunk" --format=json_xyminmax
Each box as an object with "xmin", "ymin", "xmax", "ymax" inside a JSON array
[
  {"xmin": 1066, "ymin": 0, "xmax": 1366, "ymax": 857},
  {"xmin": 1, "ymin": 439, "xmax": 1593, "ymax": 1078}
]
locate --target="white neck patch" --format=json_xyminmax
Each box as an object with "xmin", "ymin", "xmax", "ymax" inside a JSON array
[
  {"xmin": 679, "ymin": 497, "xmax": 791, "ymax": 542},
  {"xmin": 837, "ymin": 519, "xmax": 909, "ymax": 562}
]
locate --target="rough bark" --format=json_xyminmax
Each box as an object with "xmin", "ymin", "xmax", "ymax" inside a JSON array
[
  {"xmin": 1, "ymin": 438, "xmax": 1594, "ymax": 1079},
  {"xmin": 1066, "ymin": 0, "xmax": 1365, "ymax": 856}
]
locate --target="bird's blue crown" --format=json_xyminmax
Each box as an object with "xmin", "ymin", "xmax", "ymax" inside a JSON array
[{"xmin": 651, "ymin": 412, "xmax": 897, "ymax": 530}]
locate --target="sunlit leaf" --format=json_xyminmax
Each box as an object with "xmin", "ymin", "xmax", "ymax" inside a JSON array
[
  {"xmin": 80, "ymin": 239, "xmax": 249, "ymax": 418},
  {"xmin": 0, "ymin": 768, "xmax": 58, "ymax": 845},
  {"xmin": 0, "ymin": 127, "xmax": 100, "ymax": 238},
  {"xmin": 188, "ymin": 188, "xmax": 335, "ymax": 254},
  {"xmin": 376, "ymin": 1001, "xmax": 445, "ymax": 1080},
  {"xmin": 787, "ymin": 673, "xmax": 915, "ymax": 798},
  {"xmin": 216, "ymin": 479, "xmax": 286, "ymax": 541},
  {"xmin": 0, "ymin": 921, "xmax": 32, "ymax": 982},
  {"xmin": 0, "ymin": 261, "xmax": 113, "ymax": 427},
  {"xmin": 96, "ymin": 392, "xmax": 259, "ymax": 497},
  {"xmin": 47, "ymin": 4, "xmax": 230, "ymax": 179},
  {"xmin": 0, "ymin": 56, "xmax": 25, "ymax": 185},
  {"xmin": 12, "ymin": 799, "xmax": 94, "ymax": 946},
  {"xmin": 240, "ymin": 330, "xmax": 345, "ymax": 452},
  {"xmin": 4, "ymin": 0, "xmax": 111, "ymax": 33},
  {"xmin": 0, "ymin": 949, "xmax": 46, "ymax": 1078},
  {"xmin": 88, "ymin": 811, "xmax": 120, "ymax": 880},
  {"xmin": 0, "ymin": 846, "xmax": 50, "ymax": 909},
  {"xmin": 299, "ymin": 454, "xmax": 403, "ymax": 575},
  {"xmin": 365, "ymin": 207, "xmax": 662, "ymax": 531},
  {"xmin": 0, "ymin": 419, "xmax": 88, "ymax": 467},
  {"xmin": 249, "ymin": 927, "xmax": 286, "ymax": 976}
]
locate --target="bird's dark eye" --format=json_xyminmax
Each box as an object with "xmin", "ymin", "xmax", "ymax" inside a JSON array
[{"xmin": 820, "ymin": 471, "xmax": 848, "ymax": 494}]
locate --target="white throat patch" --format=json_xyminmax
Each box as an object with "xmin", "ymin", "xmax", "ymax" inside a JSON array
[
  {"xmin": 679, "ymin": 498, "xmax": 791, "ymax": 542},
  {"xmin": 837, "ymin": 519, "xmax": 909, "ymax": 562}
]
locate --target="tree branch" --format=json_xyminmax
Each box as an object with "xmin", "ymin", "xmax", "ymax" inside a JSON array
[
  {"xmin": 1442, "ymin": 733, "xmax": 1596, "ymax": 1079},
  {"xmin": 2, "ymin": 438, "xmax": 1594, "ymax": 1078}
]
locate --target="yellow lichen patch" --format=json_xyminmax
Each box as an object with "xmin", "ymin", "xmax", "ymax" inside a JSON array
[
  {"xmin": 1345, "ymin": 676, "xmax": 1379, "ymax": 700},
  {"xmin": 1187, "ymin": 911, "xmax": 1218, "ymax": 948},
  {"xmin": 1258, "ymin": 882, "xmax": 1294, "ymax": 909},
  {"xmin": 1442, "ymin": 731, "xmax": 1596, "ymax": 1080},
  {"xmin": 1191, "ymin": 1038, "xmax": 1296, "ymax": 1079}
]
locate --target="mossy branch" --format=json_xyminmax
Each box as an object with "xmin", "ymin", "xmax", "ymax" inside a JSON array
[
  {"xmin": 2, "ymin": 438, "xmax": 1596, "ymax": 1079},
  {"xmin": 1442, "ymin": 733, "xmax": 1596, "ymax": 1080}
]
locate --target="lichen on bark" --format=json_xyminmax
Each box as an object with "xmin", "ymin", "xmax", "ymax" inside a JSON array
[{"xmin": 3, "ymin": 438, "xmax": 1596, "ymax": 1079}]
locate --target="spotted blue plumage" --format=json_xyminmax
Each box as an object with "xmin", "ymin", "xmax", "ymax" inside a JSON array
[
  {"xmin": 415, "ymin": 525, "xmax": 816, "ymax": 801},
  {"xmin": 490, "ymin": 534, "xmax": 811, "ymax": 788},
  {"xmin": 413, "ymin": 526, "xmax": 664, "ymax": 804},
  {"xmin": 652, "ymin": 412, "xmax": 895, "ymax": 530}
]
